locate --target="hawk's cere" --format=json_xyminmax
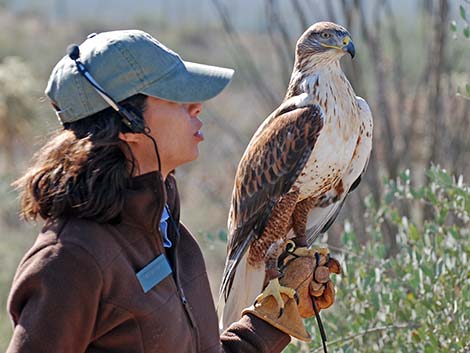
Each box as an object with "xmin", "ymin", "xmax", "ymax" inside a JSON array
[{"xmin": 219, "ymin": 22, "xmax": 373, "ymax": 329}]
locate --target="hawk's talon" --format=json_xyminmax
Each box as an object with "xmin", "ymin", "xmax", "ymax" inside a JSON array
[
  {"xmin": 315, "ymin": 252, "xmax": 321, "ymax": 268},
  {"xmin": 254, "ymin": 278, "xmax": 296, "ymax": 315},
  {"xmin": 278, "ymin": 307, "xmax": 284, "ymax": 318},
  {"xmin": 294, "ymin": 291, "xmax": 299, "ymax": 304}
]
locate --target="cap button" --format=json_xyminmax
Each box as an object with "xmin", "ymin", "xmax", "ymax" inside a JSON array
[{"xmin": 87, "ymin": 32, "xmax": 97, "ymax": 39}]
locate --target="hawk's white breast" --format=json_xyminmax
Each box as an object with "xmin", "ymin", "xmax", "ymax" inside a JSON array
[{"xmin": 293, "ymin": 67, "xmax": 371, "ymax": 201}]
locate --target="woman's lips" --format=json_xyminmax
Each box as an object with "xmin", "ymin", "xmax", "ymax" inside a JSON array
[{"xmin": 194, "ymin": 130, "xmax": 204, "ymax": 141}]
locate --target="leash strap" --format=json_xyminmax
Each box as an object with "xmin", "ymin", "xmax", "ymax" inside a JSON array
[{"xmin": 312, "ymin": 297, "xmax": 328, "ymax": 353}]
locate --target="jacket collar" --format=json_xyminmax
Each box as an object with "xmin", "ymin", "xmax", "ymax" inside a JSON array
[{"xmin": 120, "ymin": 171, "xmax": 180, "ymax": 233}]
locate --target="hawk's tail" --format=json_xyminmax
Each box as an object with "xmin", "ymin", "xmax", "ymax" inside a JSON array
[{"xmin": 218, "ymin": 252, "xmax": 265, "ymax": 330}]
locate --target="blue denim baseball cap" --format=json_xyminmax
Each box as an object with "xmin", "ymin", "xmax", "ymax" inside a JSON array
[{"xmin": 45, "ymin": 30, "xmax": 234, "ymax": 123}]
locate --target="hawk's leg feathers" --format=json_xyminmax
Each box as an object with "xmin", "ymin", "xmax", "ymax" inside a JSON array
[
  {"xmin": 248, "ymin": 188, "xmax": 299, "ymax": 266},
  {"xmin": 291, "ymin": 196, "xmax": 317, "ymax": 246}
]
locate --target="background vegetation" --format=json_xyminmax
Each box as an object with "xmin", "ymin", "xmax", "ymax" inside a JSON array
[
  {"xmin": 287, "ymin": 166, "xmax": 470, "ymax": 352},
  {"xmin": 0, "ymin": 0, "xmax": 468, "ymax": 352}
]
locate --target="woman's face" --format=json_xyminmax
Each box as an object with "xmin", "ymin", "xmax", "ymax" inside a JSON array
[{"xmin": 122, "ymin": 96, "xmax": 204, "ymax": 177}]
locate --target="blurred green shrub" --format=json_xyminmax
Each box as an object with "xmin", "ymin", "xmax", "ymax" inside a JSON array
[
  {"xmin": 450, "ymin": 3, "xmax": 470, "ymax": 39},
  {"xmin": 286, "ymin": 166, "xmax": 470, "ymax": 353},
  {"xmin": 0, "ymin": 56, "xmax": 41, "ymax": 174},
  {"xmin": 450, "ymin": 2, "xmax": 470, "ymax": 99}
]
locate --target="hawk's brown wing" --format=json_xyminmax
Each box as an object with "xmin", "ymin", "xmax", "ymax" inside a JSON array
[{"xmin": 221, "ymin": 102, "xmax": 324, "ymax": 300}]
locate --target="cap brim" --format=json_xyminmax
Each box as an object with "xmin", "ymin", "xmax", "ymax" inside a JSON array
[{"xmin": 141, "ymin": 61, "xmax": 234, "ymax": 103}]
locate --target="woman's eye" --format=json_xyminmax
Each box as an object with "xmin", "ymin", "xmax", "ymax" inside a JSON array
[{"xmin": 321, "ymin": 32, "xmax": 331, "ymax": 39}]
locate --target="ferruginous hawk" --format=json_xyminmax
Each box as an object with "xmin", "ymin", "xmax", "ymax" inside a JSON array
[{"xmin": 220, "ymin": 21, "xmax": 373, "ymax": 328}]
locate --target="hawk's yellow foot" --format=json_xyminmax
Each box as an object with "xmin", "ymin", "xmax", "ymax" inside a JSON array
[
  {"xmin": 254, "ymin": 278, "xmax": 298, "ymax": 317},
  {"xmin": 293, "ymin": 247, "xmax": 327, "ymax": 257},
  {"xmin": 286, "ymin": 241, "xmax": 330, "ymax": 265}
]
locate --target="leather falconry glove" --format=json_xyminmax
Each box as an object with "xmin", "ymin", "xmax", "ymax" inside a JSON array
[{"xmin": 242, "ymin": 249, "xmax": 341, "ymax": 342}]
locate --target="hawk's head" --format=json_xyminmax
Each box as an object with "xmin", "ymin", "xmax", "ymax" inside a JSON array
[{"xmin": 296, "ymin": 22, "xmax": 355, "ymax": 65}]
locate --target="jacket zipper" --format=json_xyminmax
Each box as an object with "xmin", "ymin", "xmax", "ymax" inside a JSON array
[
  {"xmin": 167, "ymin": 206, "xmax": 201, "ymax": 352},
  {"xmin": 153, "ymin": 179, "xmax": 200, "ymax": 352}
]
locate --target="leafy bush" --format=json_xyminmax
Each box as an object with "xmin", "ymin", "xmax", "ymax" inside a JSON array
[
  {"xmin": 450, "ymin": 2, "xmax": 470, "ymax": 99},
  {"xmin": 286, "ymin": 166, "xmax": 470, "ymax": 353}
]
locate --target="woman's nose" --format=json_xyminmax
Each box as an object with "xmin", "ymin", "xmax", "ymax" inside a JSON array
[{"xmin": 188, "ymin": 102, "xmax": 202, "ymax": 117}]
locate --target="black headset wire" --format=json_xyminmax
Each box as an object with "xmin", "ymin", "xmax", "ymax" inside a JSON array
[{"xmin": 143, "ymin": 131, "xmax": 162, "ymax": 175}]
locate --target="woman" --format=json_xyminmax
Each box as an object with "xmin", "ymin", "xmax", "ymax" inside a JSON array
[{"xmin": 7, "ymin": 30, "xmax": 334, "ymax": 353}]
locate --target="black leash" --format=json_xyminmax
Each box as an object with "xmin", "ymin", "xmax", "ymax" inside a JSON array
[
  {"xmin": 312, "ymin": 252, "xmax": 328, "ymax": 353},
  {"xmin": 312, "ymin": 297, "xmax": 328, "ymax": 353},
  {"xmin": 280, "ymin": 243, "xmax": 329, "ymax": 352}
]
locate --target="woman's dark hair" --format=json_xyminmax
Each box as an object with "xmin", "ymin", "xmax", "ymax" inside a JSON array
[{"xmin": 15, "ymin": 94, "xmax": 147, "ymax": 223}]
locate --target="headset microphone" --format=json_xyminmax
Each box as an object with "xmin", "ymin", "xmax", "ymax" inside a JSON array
[
  {"xmin": 66, "ymin": 43, "xmax": 161, "ymax": 172},
  {"xmin": 67, "ymin": 44, "xmax": 80, "ymax": 61}
]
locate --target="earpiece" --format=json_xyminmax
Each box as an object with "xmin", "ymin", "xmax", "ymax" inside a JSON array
[{"xmin": 119, "ymin": 106, "xmax": 146, "ymax": 133}]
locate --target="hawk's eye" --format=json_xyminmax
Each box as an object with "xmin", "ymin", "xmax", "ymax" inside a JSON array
[{"xmin": 321, "ymin": 32, "xmax": 331, "ymax": 39}]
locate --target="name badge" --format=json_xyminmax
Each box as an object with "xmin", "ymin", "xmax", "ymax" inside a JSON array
[{"xmin": 136, "ymin": 254, "xmax": 173, "ymax": 293}]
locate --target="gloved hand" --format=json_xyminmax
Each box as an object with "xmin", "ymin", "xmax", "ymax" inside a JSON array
[
  {"xmin": 242, "ymin": 249, "xmax": 341, "ymax": 342},
  {"xmin": 287, "ymin": 250, "xmax": 341, "ymax": 317}
]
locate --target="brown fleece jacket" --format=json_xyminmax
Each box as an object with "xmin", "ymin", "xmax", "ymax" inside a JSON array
[{"xmin": 6, "ymin": 172, "xmax": 290, "ymax": 353}]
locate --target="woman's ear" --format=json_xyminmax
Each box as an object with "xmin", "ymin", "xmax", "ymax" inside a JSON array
[{"xmin": 118, "ymin": 131, "xmax": 143, "ymax": 144}]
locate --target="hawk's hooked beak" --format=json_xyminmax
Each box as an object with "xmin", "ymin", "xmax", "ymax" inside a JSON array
[{"xmin": 342, "ymin": 36, "xmax": 355, "ymax": 59}]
